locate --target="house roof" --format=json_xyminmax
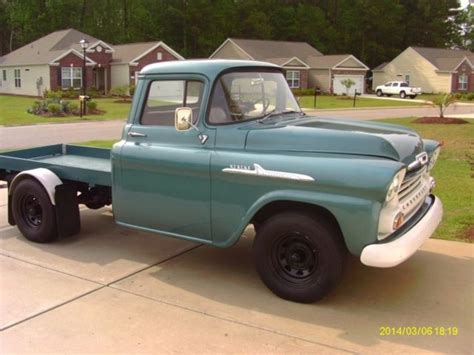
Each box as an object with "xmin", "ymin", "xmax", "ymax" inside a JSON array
[
  {"xmin": 306, "ymin": 54, "xmax": 364, "ymax": 69},
  {"xmin": 228, "ymin": 38, "xmax": 323, "ymax": 64},
  {"xmin": 0, "ymin": 29, "xmax": 100, "ymax": 66},
  {"xmin": 211, "ymin": 38, "xmax": 368, "ymax": 70},
  {"xmin": 372, "ymin": 62, "xmax": 388, "ymax": 71},
  {"xmin": 411, "ymin": 46, "xmax": 474, "ymax": 71},
  {"xmin": 112, "ymin": 42, "xmax": 161, "ymax": 64}
]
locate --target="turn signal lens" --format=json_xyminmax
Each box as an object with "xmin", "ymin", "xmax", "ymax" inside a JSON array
[{"xmin": 393, "ymin": 212, "xmax": 405, "ymax": 230}]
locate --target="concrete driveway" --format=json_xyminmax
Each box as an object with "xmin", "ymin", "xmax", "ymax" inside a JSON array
[{"xmin": 0, "ymin": 188, "xmax": 472, "ymax": 353}]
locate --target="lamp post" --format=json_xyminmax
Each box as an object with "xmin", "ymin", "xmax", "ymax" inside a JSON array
[
  {"xmin": 79, "ymin": 39, "xmax": 89, "ymax": 117},
  {"xmin": 79, "ymin": 39, "xmax": 89, "ymax": 96}
]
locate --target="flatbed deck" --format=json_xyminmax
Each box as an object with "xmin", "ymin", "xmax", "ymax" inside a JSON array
[{"xmin": 0, "ymin": 144, "xmax": 112, "ymax": 187}]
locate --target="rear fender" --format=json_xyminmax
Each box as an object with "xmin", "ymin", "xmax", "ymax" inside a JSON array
[{"xmin": 8, "ymin": 168, "xmax": 80, "ymax": 237}]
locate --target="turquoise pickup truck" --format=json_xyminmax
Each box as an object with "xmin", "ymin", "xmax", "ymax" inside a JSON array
[{"xmin": 0, "ymin": 60, "xmax": 443, "ymax": 303}]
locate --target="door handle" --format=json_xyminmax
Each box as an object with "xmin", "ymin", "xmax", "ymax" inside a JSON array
[{"xmin": 128, "ymin": 131, "xmax": 147, "ymax": 138}]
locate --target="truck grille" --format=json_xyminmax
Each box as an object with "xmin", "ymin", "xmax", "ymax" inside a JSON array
[{"xmin": 398, "ymin": 166, "xmax": 429, "ymax": 218}]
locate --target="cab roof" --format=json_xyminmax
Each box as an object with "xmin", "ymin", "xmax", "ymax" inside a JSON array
[{"xmin": 140, "ymin": 59, "xmax": 282, "ymax": 78}]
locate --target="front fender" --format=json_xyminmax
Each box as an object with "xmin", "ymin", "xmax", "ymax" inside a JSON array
[{"xmin": 213, "ymin": 189, "xmax": 380, "ymax": 255}]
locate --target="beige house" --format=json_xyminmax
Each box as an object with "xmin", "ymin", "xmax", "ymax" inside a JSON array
[
  {"xmin": 372, "ymin": 47, "xmax": 474, "ymax": 93},
  {"xmin": 0, "ymin": 29, "xmax": 183, "ymax": 96},
  {"xmin": 210, "ymin": 38, "xmax": 369, "ymax": 94}
]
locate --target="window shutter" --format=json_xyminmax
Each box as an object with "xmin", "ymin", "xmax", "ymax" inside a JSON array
[{"xmin": 57, "ymin": 67, "xmax": 61, "ymax": 87}]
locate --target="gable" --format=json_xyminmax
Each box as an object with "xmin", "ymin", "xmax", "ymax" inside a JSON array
[
  {"xmin": 335, "ymin": 56, "xmax": 366, "ymax": 69},
  {"xmin": 210, "ymin": 40, "xmax": 252, "ymax": 60},
  {"xmin": 283, "ymin": 57, "xmax": 308, "ymax": 67}
]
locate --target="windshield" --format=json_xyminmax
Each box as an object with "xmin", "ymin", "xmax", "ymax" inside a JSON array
[{"xmin": 208, "ymin": 70, "xmax": 301, "ymax": 124}]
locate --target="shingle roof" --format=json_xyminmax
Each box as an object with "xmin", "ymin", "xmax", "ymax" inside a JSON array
[
  {"xmin": 112, "ymin": 42, "xmax": 160, "ymax": 64},
  {"xmin": 372, "ymin": 62, "xmax": 388, "ymax": 71},
  {"xmin": 411, "ymin": 47, "xmax": 474, "ymax": 71},
  {"xmin": 230, "ymin": 38, "xmax": 323, "ymax": 64},
  {"xmin": 306, "ymin": 54, "xmax": 353, "ymax": 69},
  {"xmin": 0, "ymin": 29, "xmax": 100, "ymax": 66}
]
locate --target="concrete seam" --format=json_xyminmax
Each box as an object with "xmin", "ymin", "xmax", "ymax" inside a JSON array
[
  {"xmin": 109, "ymin": 286, "xmax": 356, "ymax": 354},
  {"xmin": 0, "ymin": 244, "xmax": 202, "ymax": 332}
]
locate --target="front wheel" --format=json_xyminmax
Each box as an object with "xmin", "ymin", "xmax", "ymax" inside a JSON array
[
  {"xmin": 11, "ymin": 178, "xmax": 58, "ymax": 243},
  {"xmin": 400, "ymin": 91, "xmax": 406, "ymax": 99},
  {"xmin": 253, "ymin": 212, "xmax": 345, "ymax": 303},
  {"xmin": 376, "ymin": 90, "xmax": 383, "ymax": 97}
]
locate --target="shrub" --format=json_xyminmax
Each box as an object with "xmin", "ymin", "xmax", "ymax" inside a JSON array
[
  {"xmin": 45, "ymin": 90, "xmax": 62, "ymax": 102},
  {"xmin": 453, "ymin": 92, "xmax": 464, "ymax": 100},
  {"xmin": 466, "ymin": 93, "xmax": 474, "ymax": 101},
  {"xmin": 47, "ymin": 103, "xmax": 61, "ymax": 115},
  {"xmin": 430, "ymin": 93, "xmax": 457, "ymax": 118},
  {"xmin": 110, "ymin": 85, "xmax": 130, "ymax": 101},
  {"xmin": 129, "ymin": 84, "xmax": 136, "ymax": 97},
  {"xmin": 69, "ymin": 102, "xmax": 79, "ymax": 113},
  {"xmin": 86, "ymin": 100, "xmax": 98, "ymax": 113}
]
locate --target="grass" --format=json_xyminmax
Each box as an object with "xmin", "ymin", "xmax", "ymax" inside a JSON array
[
  {"xmin": 417, "ymin": 93, "xmax": 474, "ymax": 103},
  {"xmin": 78, "ymin": 118, "xmax": 473, "ymax": 243},
  {"xmin": 298, "ymin": 95, "xmax": 424, "ymax": 109},
  {"xmin": 375, "ymin": 117, "xmax": 473, "ymax": 243},
  {"xmin": 0, "ymin": 95, "xmax": 130, "ymax": 126}
]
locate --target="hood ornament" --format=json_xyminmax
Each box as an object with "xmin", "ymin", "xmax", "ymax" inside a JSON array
[{"xmin": 222, "ymin": 163, "xmax": 314, "ymax": 182}]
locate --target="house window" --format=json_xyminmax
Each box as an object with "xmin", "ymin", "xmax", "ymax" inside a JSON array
[
  {"xmin": 286, "ymin": 70, "xmax": 300, "ymax": 88},
  {"xmin": 458, "ymin": 73, "xmax": 468, "ymax": 91},
  {"xmin": 157, "ymin": 52, "xmax": 163, "ymax": 61},
  {"xmin": 14, "ymin": 69, "xmax": 21, "ymax": 88},
  {"xmin": 61, "ymin": 67, "xmax": 82, "ymax": 89},
  {"xmin": 2, "ymin": 70, "xmax": 6, "ymax": 81}
]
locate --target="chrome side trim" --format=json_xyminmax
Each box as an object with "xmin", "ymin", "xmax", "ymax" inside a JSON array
[{"xmin": 222, "ymin": 164, "xmax": 314, "ymax": 182}]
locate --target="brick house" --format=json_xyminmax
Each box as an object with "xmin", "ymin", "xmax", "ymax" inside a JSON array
[
  {"xmin": 210, "ymin": 38, "xmax": 369, "ymax": 94},
  {"xmin": 0, "ymin": 29, "xmax": 184, "ymax": 96},
  {"xmin": 372, "ymin": 47, "xmax": 474, "ymax": 93}
]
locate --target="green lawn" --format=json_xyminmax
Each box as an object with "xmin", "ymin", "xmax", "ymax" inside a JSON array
[
  {"xmin": 79, "ymin": 117, "xmax": 473, "ymax": 243},
  {"xmin": 298, "ymin": 95, "xmax": 424, "ymax": 109},
  {"xmin": 417, "ymin": 93, "xmax": 474, "ymax": 103},
  {"xmin": 376, "ymin": 118, "xmax": 473, "ymax": 243},
  {"xmin": 0, "ymin": 95, "xmax": 130, "ymax": 126}
]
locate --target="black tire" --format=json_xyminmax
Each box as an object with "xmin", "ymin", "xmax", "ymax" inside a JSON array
[
  {"xmin": 409, "ymin": 95, "xmax": 416, "ymax": 99},
  {"xmin": 253, "ymin": 211, "xmax": 345, "ymax": 303},
  {"xmin": 11, "ymin": 178, "xmax": 57, "ymax": 243},
  {"xmin": 400, "ymin": 91, "xmax": 406, "ymax": 99},
  {"xmin": 376, "ymin": 90, "xmax": 383, "ymax": 97}
]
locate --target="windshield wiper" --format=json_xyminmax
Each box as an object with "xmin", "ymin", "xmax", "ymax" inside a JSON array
[{"xmin": 257, "ymin": 109, "xmax": 304, "ymax": 124}]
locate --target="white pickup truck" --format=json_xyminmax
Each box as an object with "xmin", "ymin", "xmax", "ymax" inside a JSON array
[{"xmin": 375, "ymin": 81, "xmax": 422, "ymax": 99}]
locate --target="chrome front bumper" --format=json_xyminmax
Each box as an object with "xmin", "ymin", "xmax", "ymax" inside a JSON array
[{"xmin": 361, "ymin": 196, "xmax": 443, "ymax": 268}]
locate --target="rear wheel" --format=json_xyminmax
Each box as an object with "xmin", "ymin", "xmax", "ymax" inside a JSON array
[
  {"xmin": 253, "ymin": 211, "xmax": 345, "ymax": 303},
  {"xmin": 409, "ymin": 95, "xmax": 416, "ymax": 99},
  {"xmin": 400, "ymin": 91, "xmax": 406, "ymax": 99},
  {"xmin": 11, "ymin": 178, "xmax": 57, "ymax": 243},
  {"xmin": 376, "ymin": 90, "xmax": 383, "ymax": 97}
]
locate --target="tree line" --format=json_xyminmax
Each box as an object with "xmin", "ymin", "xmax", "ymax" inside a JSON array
[{"xmin": 0, "ymin": 0, "xmax": 472, "ymax": 68}]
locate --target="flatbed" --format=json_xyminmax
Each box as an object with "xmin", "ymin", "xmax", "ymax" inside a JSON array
[{"xmin": 0, "ymin": 144, "xmax": 111, "ymax": 187}]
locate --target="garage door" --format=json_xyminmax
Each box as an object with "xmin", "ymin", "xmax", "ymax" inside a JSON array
[{"xmin": 333, "ymin": 75, "xmax": 364, "ymax": 95}]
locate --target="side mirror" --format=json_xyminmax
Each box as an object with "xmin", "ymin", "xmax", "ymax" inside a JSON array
[{"xmin": 175, "ymin": 107, "xmax": 193, "ymax": 131}]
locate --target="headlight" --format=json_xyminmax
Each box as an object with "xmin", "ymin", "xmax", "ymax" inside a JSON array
[
  {"xmin": 428, "ymin": 146, "xmax": 441, "ymax": 171},
  {"xmin": 386, "ymin": 169, "xmax": 406, "ymax": 202}
]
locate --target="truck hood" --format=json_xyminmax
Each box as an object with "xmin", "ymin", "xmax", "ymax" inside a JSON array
[{"xmin": 245, "ymin": 117, "xmax": 424, "ymax": 165}]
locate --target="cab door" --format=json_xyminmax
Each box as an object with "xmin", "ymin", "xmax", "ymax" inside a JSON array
[{"xmin": 114, "ymin": 76, "xmax": 214, "ymax": 241}]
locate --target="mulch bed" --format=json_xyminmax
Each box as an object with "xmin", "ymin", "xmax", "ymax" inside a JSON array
[{"xmin": 413, "ymin": 117, "xmax": 469, "ymax": 124}]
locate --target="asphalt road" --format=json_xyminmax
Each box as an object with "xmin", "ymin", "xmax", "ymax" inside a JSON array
[
  {"xmin": 0, "ymin": 188, "xmax": 472, "ymax": 353},
  {"xmin": 1, "ymin": 104, "xmax": 473, "ymax": 150}
]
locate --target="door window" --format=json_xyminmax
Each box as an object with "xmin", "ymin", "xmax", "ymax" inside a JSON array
[{"xmin": 140, "ymin": 80, "xmax": 204, "ymax": 126}]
